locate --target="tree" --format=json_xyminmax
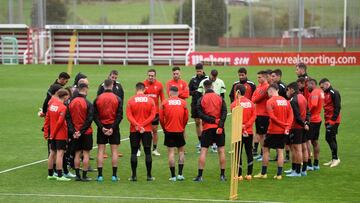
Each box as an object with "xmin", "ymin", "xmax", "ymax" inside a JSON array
[
  {"xmin": 32, "ymin": 0, "xmax": 67, "ymax": 26},
  {"xmin": 240, "ymin": 8, "xmax": 319, "ymax": 38},
  {"xmin": 46, "ymin": 0, "xmax": 67, "ymax": 24},
  {"xmin": 175, "ymin": 0, "xmax": 227, "ymax": 46}
]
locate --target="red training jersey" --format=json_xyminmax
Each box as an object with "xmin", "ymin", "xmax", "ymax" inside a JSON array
[
  {"xmin": 144, "ymin": 79, "xmax": 165, "ymax": 113},
  {"xmin": 251, "ymin": 82, "xmax": 269, "ymax": 116},
  {"xmin": 68, "ymin": 94, "xmax": 93, "ymax": 135},
  {"xmin": 266, "ymin": 96, "xmax": 294, "ymax": 134},
  {"xmin": 308, "ymin": 87, "xmax": 324, "ymax": 123},
  {"xmin": 166, "ymin": 79, "xmax": 189, "ymax": 100},
  {"xmin": 290, "ymin": 94, "xmax": 308, "ymax": 129},
  {"xmin": 94, "ymin": 90, "xmax": 122, "ymax": 128},
  {"xmin": 126, "ymin": 93, "xmax": 156, "ymax": 133},
  {"xmin": 44, "ymin": 97, "xmax": 68, "ymax": 140},
  {"xmin": 230, "ymin": 96, "xmax": 256, "ymax": 134},
  {"xmin": 198, "ymin": 90, "xmax": 227, "ymax": 131},
  {"xmin": 159, "ymin": 96, "xmax": 189, "ymax": 133}
]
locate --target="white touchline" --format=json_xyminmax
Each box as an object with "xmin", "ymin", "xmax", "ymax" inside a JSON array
[
  {"xmin": 0, "ymin": 113, "xmax": 231, "ymax": 175},
  {"xmin": 0, "ymin": 193, "xmax": 283, "ymax": 203}
]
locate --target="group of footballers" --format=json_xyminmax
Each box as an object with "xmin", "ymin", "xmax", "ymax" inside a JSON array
[{"xmin": 39, "ymin": 62, "xmax": 341, "ymax": 182}]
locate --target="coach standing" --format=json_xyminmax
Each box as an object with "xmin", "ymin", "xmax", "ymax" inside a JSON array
[
  {"xmin": 188, "ymin": 64, "xmax": 208, "ymax": 151},
  {"xmin": 94, "ymin": 79, "xmax": 123, "ymax": 182},
  {"xmin": 319, "ymin": 78, "xmax": 341, "ymax": 168},
  {"xmin": 193, "ymin": 80, "xmax": 227, "ymax": 182}
]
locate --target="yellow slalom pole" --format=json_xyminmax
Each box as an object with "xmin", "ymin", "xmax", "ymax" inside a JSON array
[
  {"xmin": 67, "ymin": 30, "xmax": 77, "ymax": 75},
  {"xmin": 229, "ymin": 104, "xmax": 243, "ymax": 200}
]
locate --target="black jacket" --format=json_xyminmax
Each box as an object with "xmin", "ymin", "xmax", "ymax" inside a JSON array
[
  {"xmin": 42, "ymin": 80, "xmax": 63, "ymax": 114},
  {"xmin": 188, "ymin": 74, "xmax": 208, "ymax": 105}
]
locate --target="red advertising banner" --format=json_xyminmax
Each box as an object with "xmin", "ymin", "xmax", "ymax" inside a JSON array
[{"xmin": 188, "ymin": 52, "xmax": 360, "ymax": 66}]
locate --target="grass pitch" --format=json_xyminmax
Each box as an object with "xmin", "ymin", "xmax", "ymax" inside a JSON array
[{"xmin": 0, "ymin": 64, "xmax": 359, "ymax": 202}]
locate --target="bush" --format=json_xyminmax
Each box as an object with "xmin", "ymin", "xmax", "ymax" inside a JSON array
[
  {"xmin": 175, "ymin": 0, "xmax": 227, "ymax": 46},
  {"xmin": 31, "ymin": 0, "xmax": 67, "ymax": 26}
]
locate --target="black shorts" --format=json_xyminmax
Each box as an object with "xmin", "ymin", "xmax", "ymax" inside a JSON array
[
  {"xmin": 301, "ymin": 129, "xmax": 308, "ymax": 143},
  {"xmin": 74, "ymin": 134, "xmax": 93, "ymax": 151},
  {"xmin": 50, "ymin": 140, "xmax": 67, "ymax": 151},
  {"xmin": 130, "ymin": 132, "xmax": 152, "ymax": 148},
  {"xmin": 97, "ymin": 125, "xmax": 121, "ymax": 145},
  {"xmin": 191, "ymin": 104, "xmax": 199, "ymax": 118},
  {"xmin": 164, "ymin": 132, "xmax": 186, "ymax": 148},
  {"xmin": 264, "ymin": 134, "xmax": 285, "ymax": 149},
  {"xmin": 151, "ymin": 114, "xmax": 160, "ymax": 126},
  {"xmin": 308, "ymin": 122, "xmax": 322, "ymax": 141},
  {"xmin": 255, "ymin": 116, "xmax": 269, "ymax": 135},
  {"xmin": 200, "ymin": 128, "xmax": 225, "ymax": 148},
  {"xmin": 289, "ymin": 129, "xmax": 303, "ymax": 145}
]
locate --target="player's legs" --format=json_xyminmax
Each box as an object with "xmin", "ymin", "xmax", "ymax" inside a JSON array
[
  {"xmin": 301, "ymin": 142, "xmax": 309, "ymax": 175},
  {"xmin": 311, "ymin": 139, "xmax": 320, "ymax": 168},
  {"xmin": 56, "ymin": 149, "xmax": 65, "ymax": 177},
  {"xmin": 194, "ymin": 129, "xmax": 212, "ymax": 181},
  {"xmin": 142, "ymin": 132, "xmax": 154, "ymax": 180},
  {"xmin": 167, "ymin": 147, "xmax": 176, "ymax": 179},
  {"xmin": 238, "ymin": 141, "xmax": 244, "ymax": 177},
  {"xmin": 259, "ymin": 147, "xmax": 270, "ymax": 175},
  {"xmin": 244, "ymin": 135, "xmax": 254, "ymax": 177},
  {"xmin": 285, "ymin": 144, "xmax": 290, "ymax": 162},
  {"xmin": 313, "ymin": 122, "xmax": 321, "ymax": 169},
  {"xmin": 255, "ymin": 133, "xmax": 265, "ymax": 161},
  {"xmin": 47, "ymin": 149, "xmax": 56, "ymax": 178},
  {"xmin": 74, "ymin": 150, "xmax": 82, "ymax": 179},
  {"xmin": 197, "ymin": 147, "xmax": 208, "ymax": 178},
  {"xmin": 325, "ymin": 124, "xmax": 340, "ymax": 167},
  {"xmin": 152, "ymin": 125, "xmax": 160, "ymax": 156},
  {"xmin": 82, "ymin": 150, "xmax": 90, "ymax": 180},
  {"xmin": 130, "ymin": 146, "xmax": 139, "ymax": 179},
  {"xmin": 218, "ymin": 146, "xmax": 226, "ymax": 180},
  {"xmin": 195, "ymin": 118, "xmax": 202, "ymax": 151},
  {"xmin": 129, "ymin": 132, "xmax": 140, "ymax": 180},
  {"xmin": 97, "ymin": 144, "xmax": 105, "ymax": 179},
  {"xmin": 294, "ymin": 144, "xmax": 302, "ymax": 174},
  {"xmin": 253, "ymin": 135, "xmax": 260, "ymax": 156},
  {"xmin": 195, "ymin": 118, "xmax": 202, "ymax": 139},
  {"xmin": 306, "ymin": 140, "xmax": 312, "ymax": 167},
  {"xmin": 178, "ymin": 146, "xmax": 185, "ymax": 177},
  {"xmin": 276, "ymin": 148, "xmax": 284, "ymax": 176},
  {"xmin": 110, "ymin": 144, "xmax": 119, "ymax": 180},
  {"xmin": 254, "ymin": 116, "xmax": 269, "ymax": 160}
]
